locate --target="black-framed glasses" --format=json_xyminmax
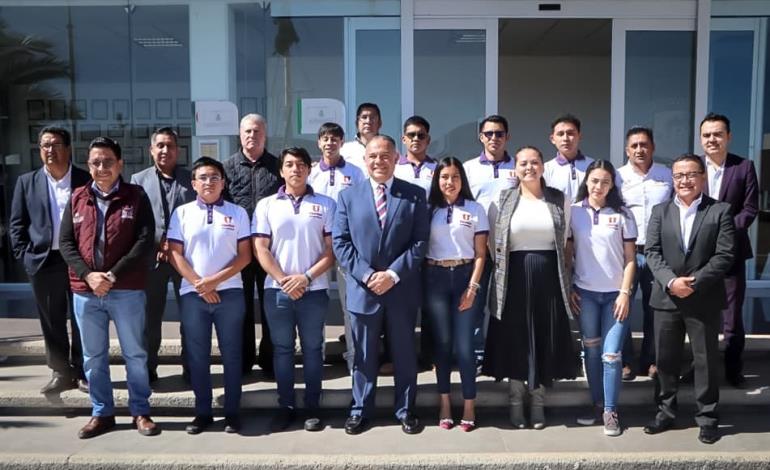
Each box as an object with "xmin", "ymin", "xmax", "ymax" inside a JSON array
[
  {"xmin": 39, "ymin": 143, "xmax": 66, "ymax": 151},
  {"xmin": 481, "ymin": 130, "xmax": 506, "ymax": 139},
  {"xmin": 88, "ymin": 159, "xmax": 118, "ymax": 169},
  {"xmin": 405, "ymin": 131, "xmax": 428, "ymax": 141},
  {"xmin": 672, "ymin": 171, "xmax": 704, "ymax": 181}
]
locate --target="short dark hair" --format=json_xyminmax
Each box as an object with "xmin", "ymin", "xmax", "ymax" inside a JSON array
[
  {"xmin": 551, "ymin": 113, "xmax": 581, "ymax": 132},
  {"xmin": 317, "ymin": 122, "xmax": 344, "ymax": 140},
  {"xmin": 700, "ymin": 112, "xmax": 731, "ymax": 133},
  {"xmin": 625, "ymin": 126, "xmax": 654, "ymax": 145},
  {"xmin": 89, "ymin": 137, "xmax": 121, "ymax": 160},
  {"xmin": 428, "ymin": 157, "xmax": 475, "ymax": 210},
  {"xmin": 575, "ymin": 159, "xmax": 625, "ymax": 212},
  {"xmin": 151, "ymin": 126, "xmax": 178, "ymax": 146},
  {"xmin": 403, "ymin": 115, "xmax": 430, "ymax": 133},
  {"xmin": 672, "ymin": 153, "xmax": 706, "ymax": 173},
  {"xmin": 479, "ymin": 114, "xmax": 509, "ymax": 134},
  {"xmin": 514, "ymin": 145, "xmax": 544, "ymax": 163},
  {"xmin": 356, "ymin": 102, "xmax": 381, "ymax": 120},
  {"xmin": 192, "ymin": 156, "xmax": 225, "ymax": 178},
  {"xmin": 369, "ymin": 134, "xmax": 397, "ymax": 151},
  {"xmin": 39, "ymin": 126, "xmax": 71, "ymax": 147},
  {"xmin": 280, "ymin": 147, "xmax": 312, "ymax": 168}
]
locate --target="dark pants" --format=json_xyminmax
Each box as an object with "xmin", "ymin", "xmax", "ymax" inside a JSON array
[
  {"xmin": 241, "ymin": 257, "xmax": 272, "ymax": 372},
  {"xmin": 349, "ymin": 305, "xmax": 418, "ymax": 420},
  {"xmin": 654, "ymin": 307, "xmax": 720, "ymax": 428},
  {"xmin": 722, "ymin": 261, "xmax": 746, "ymax": 379},
  {"xmin": 622, "ymin": 251, "xmax": 656, "ymax": 372},
  {"xmin": 143, "ymin": 261, "xmax": 184, "ymax": 374},
  {"xmin": 29, "ymin": 251, "xmax": 83, "ymax": 380}
]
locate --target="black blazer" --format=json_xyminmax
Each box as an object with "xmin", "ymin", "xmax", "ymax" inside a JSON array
[
  {"xmin": 9, "ymin": 165, "xmax": 91, "ymax": 275},
  {"xmin": 645, "ymin": 195, "xmax": 735, "ymax": 312}
]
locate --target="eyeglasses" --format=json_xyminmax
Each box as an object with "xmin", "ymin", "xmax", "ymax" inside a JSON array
[
  {"xmin": 481, "ymin": 130, "xmax": 506, "ymax": 139},
  {"xmin": 672, "ymin": 171, "xmax": 704, "ymax": 181},
  {"xmin": 40, "ymin": 143, "xmax": 66, "ymax": 151},
  {"xmin": 88, "ymin": 159, "xmax": 118, "ymax": 169},
  {"xmin": 405, "ymin": 132, "xmax": 428, "ymax": 141},
  {"xmin": 195, "ymin": 175, "xmax": 222, "ymax": 183}
]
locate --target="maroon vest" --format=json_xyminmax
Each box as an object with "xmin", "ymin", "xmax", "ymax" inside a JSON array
[{"xmin": 68, "ymin": 183, "xmax": 147, "ymax": 292}]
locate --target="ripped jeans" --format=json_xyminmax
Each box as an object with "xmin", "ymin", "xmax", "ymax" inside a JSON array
[{"xmin": 576, "ymin": 287, "xmax": 629, "ymax": 412}]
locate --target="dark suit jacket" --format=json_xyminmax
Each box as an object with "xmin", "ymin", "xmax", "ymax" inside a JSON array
[
  {"xmin": 645, "ymin": 195, "xmax": 735, "ymax": 312},
  {"xmin": 9, "ymin": 165, "xmax": 91, "ymax": 276},
  {"xmin": 709, "ymin": 153, "xmax": 758, "ymax": 264},
  {"xmin": 332, "ymin": 178, "xmax": 429, "ymax": 315},
  {"xmin": 130, "ymin": 165, "xmax": 194, "ymax": 248}
]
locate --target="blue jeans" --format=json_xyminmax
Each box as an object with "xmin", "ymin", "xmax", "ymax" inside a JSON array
[
  {"xmin": 180, "ymin": 289, "xmax": 244, "ymax": 417},
  {"xmin": 73, "ymin": 290, "xmax": 151, "ymax": 417},
  {"xmin": 473, "ymin": 255, "xmax": 493, "ymax": 362},
  {"xmin": 576, "ymin": 287, "xmax": 629, "ymax": 411},
  {"xmin": 423, "ymin": 264, "xmax": 477, "ymax": 400},
  {"xmin": 263, "ymin": 289, "xmax": 329, "ymax": 409}
]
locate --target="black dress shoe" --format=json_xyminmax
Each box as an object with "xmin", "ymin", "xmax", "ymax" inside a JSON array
[
  {"xmin": 224, "ymin": 415, "xmax": 241, "ymax": 434},
  {"xmin": 304, "ymin": 414, "xmax": 324, "ymax": 432},
  {"xmin": 643, "ymin": 417, "xmax": 674, "ymax": 435},
  {"xmin": 344, "ymin": 415, "xmax": 368, "ymax": 435},
  {"xmin": 726, "ymin": 373, "xmax": 746, "ymax": 388},
  {"xmin": 270, "ymin": 407, "xmax": 296, "ymax": 433},
  {"xmin": 185, "ymin": 415, "xmax": 214, "ymax": 435},
  {"xmin": 399, "ymin": 412, "xmax": 422, "ymax": 435},
  {"xmin": 698, "ymin": 425, "xmax": 720, "ymax": 444},
  {"xmin": 40, "ymin": 375, "xmax": 76, "ymax": 394}
]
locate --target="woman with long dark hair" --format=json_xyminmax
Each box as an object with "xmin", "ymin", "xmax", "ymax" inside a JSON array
[
  {"xmin": 482, "ymin": 146, "xmax": 578, "ymax": 430},
  {"xmin": 568, "ymin": 159, "xmax": 637, "ymax": 437},
  {"xmin": 424, "ymin": 157, "xmax": 488, "ymax": 432}
]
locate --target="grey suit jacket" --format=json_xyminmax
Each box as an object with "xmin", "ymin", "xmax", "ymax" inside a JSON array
[
  {"xmin": 488, "ymin": 186, "xmax": 572, "ymax": 321},
  {"xmin": 645, "ymin": 195, "xmax": 735, "ymax": 312},
  {"xmin": 130, "ymin": 165, "xmax": 194, "ymax": 247}
]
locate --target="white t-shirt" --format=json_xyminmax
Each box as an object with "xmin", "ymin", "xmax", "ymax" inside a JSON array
[
  {"xmin": 616, "ymin": 162, "xmax": 672, "ymax": 246},
  {"xmin": 394, "ymin": 155, "xmax": 436, "ymax": 197},
  {"xmin": 340, "ymin": 139, "xmax": 367, "ymax": 174},
  {"xmin": 252, "ymin": 186, "xmax": 336, "ymax": 291},
  {"xmin": 427, "ymin": 198, "xmax": 489, "ymax": 261},
  {"xmin": 508, "ymin": 196, "xmax": 556, "ymax": 251},
  {"xmin": 569, "ymin": 200, "xmax": 637, "ymax": 292},
  {"xmin": 543, "ymin": 153, "xmax": 594, "ymax": 204},
  {"xmin": 308, "ymin": 157, "xmax": 365, "ymax": 202},
  {"xmin": 463, "ymin": 151, "xmax": 517, "ymax": 214},
  {"xmin": 167, "ymin": 198, "xmax": 250, "ymax": 295}
]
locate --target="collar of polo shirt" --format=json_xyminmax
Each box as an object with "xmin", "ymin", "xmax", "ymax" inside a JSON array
[
  {"xmin": 555, "ymin": 151, "xmax": 586, "ymax": 165},
  {"xmin": 478, "ymin": 150, "xmax": 511, "ymax": 165},
  {"xmin": 319, "ymin": 157, "xmax": 346, "ymax": 171},
  {"xmin": 276, "ymin": 184, "xmax": 315, "ymax": 199},
  {"xmin": 196, "ymin": 196, "xmax": 224, "ymax": 206}
]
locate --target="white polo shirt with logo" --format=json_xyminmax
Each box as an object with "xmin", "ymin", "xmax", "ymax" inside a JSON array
[
  {"xmin": 427, "ymin": 198, "xmax": 489, "ymax": 261},
  {"xmin": 252, "ymin": 186, "xmax": 336, "ymax": 291},
  {"xmin": 340, "ymin": 139, "xmax": 367, "ymax": 173},
  {"xmin": 463, "ymin": 151, "xmax": 517, "ymax": 213},
  {"xmin": 569, "ymin": 200, "xmax": 637, "ymax": 293},
  {"xmin": 309, "ymin": 157, "xmax": 365, "ymax": 202},
  {"xmin": 166, "ymin": 198, "xmax": 250, "ymax": 296},
  {"xmin": 394, "ymin": 155, "xmax": 436, "ymax": 197},
  {"xmin": 543, "ymin": 152, "xmax": 594, "ymax": 204}
]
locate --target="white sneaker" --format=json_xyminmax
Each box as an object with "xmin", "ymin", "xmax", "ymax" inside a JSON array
[{"xmin": 576, "ymin": 405, "xmax": 603, "ymax": 426}]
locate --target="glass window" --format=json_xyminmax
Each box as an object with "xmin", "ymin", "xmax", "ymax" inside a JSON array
[
  {"xmin": 355, "ymin": 28, "xmax": 401, "ymax": 140},
  {"xmin": 0, "ymin": 5, "xmax": 191, "ymax": 282},
  {"xmin": 624, "ymin": 31, "xmax": 696, "ymax": 164}
]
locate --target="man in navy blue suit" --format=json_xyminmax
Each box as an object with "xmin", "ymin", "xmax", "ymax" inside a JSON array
[{"xmin": 333, "ymin": 135, "xmax": 429, "ymax": 435}]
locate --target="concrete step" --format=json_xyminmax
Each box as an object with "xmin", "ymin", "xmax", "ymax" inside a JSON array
[{"xmin": 1, "ymin": 357, "xmax": 768, "ymax": 411}]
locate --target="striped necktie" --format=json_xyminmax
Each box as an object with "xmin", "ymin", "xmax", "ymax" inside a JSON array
[{"xmin": 376, "ymin": 183, "xmax": 387, "ymax": 229}]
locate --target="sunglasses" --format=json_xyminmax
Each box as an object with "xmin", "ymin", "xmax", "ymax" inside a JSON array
[
  {"xmin": 405, "ymin": 131, "xmax": 428, "ymax": 141},
  {"xmin": 482, "ymin": 130, "xmax": 506, "ymax": 139}
]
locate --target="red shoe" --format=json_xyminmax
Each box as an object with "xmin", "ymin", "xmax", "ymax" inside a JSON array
[
  {"xmin": 439, "ymin": 418, "xmax": 454, "ymax": 430},
  {"xmin": 459, "ymin": 419, "xmax": 476, "ymax": 432}
]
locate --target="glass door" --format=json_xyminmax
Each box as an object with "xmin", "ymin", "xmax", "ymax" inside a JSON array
[{"xmin": 412, "ymin": 19, "xmax": 497, "ymax": 160}]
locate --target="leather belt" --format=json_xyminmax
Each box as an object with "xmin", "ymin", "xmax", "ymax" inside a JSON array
[{"xmin": 426, "ymin": 258, "xmax": 473, "ymax": 268}]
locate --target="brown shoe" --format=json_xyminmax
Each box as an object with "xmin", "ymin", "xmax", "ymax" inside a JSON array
[
  {"xmin": 133, "ymin": 415, "xmax": 161, "ymax": 436},
  {"xmin": 78, "ymin": 416, "xmax": 116, "ymax": 439}
]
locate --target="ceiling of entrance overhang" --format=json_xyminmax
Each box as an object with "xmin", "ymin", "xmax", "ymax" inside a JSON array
[{"xmin": 499, "ymin": 19, "xmax": 611, "ymax": 56}]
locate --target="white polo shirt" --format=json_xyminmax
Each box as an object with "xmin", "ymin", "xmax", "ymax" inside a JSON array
[
  {"xmin": 340, "ymin": 138, "xmax": 367, "ymax": 174},
  {"xmin": 616, "ymin": 162, "xmax": 672, "ymax": 246},
  {"xmin": 252, "ymin": 186, "xmax": 336, "ymax": 291},
  {"xmin": 167, "ymin": 198, "xmax": 250, "ymax": 296},
  {"xmin": 463, "ymin": 151, "xmax": 517, "ymax": 213},
  {"xmin": 427, "ymin": 198, "xmax": 489, "ymax": 261},
  {"xmin": 394, "ymin": 155, "xmax": 436, "ymax": 197},
  {"xmin": 569, "ymin": 200, "xmax": 637, "ymax": 293},
  {"xmin": 308, "ymin": 157, "xmax": 365, "ymax": 202},
  {"xmin": 543, "ymin": 152, "xmax": 594, "ymax": 204}
]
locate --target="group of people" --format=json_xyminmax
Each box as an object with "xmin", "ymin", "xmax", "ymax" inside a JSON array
[{"xmin": 8, "ymin": 102, "xmax": 757, "ymax": 446}]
